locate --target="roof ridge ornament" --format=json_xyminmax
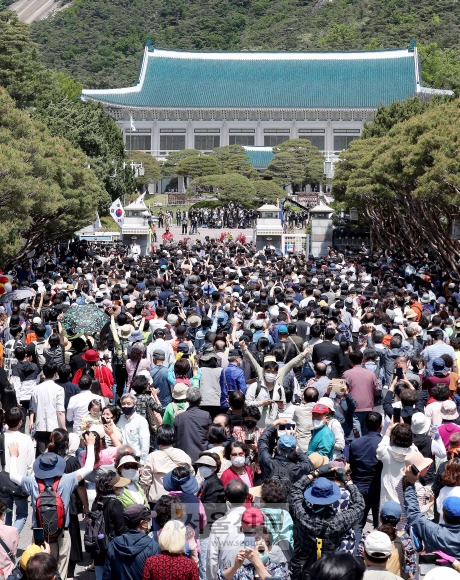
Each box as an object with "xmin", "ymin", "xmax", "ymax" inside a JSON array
[
  {"xmin": 146, "ymin": 39, "xmax": 154, "ymax": 52},
  {"xmin": 408, "ymin": 39, "xmax": 416, "ymax": 52}
]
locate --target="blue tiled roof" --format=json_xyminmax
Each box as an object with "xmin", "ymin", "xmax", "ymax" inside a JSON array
[
  {"xmin": 244, "ymin": 147, "xmax": 274, "ymax": 169},
  {"xmin": 82, "ymin": 47, "xmax": 420, "ymax": 109}
]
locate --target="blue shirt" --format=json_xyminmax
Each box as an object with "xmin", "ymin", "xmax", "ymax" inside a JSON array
[
  {"xmin": 220, "ymin": 363, "xmax": 247, "ymax": 408},
  {"xmin": 349, "ymin": 431, "xmax": 382, "ymax": 493},
  {"xmin": 150, "ymin": 364, "xmax": 171, "ymax": 408}
]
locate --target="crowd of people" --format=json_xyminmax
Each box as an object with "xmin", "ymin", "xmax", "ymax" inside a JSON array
[
  {"xmin": 0, "ymin": 236, "xmax": 460, "ymax": 580},
  {"xmin": 157, "ymin": 206, "xmax": 259, "ymax": 234}
]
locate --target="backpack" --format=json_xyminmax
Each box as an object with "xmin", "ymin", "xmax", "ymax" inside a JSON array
[
  {"xmin": 84, "ymin": 504, "xmax": 111, "ymax": 555},
  {"xmin": 145, "ymin": 399, "xmax": 162, "ymax": 432},
  {"xmin": 264, "ymin": 510, "xmax": 294, "ymax": 563},
  {"xmin": 33, "ymin": 341, "xmax": 47, "ymax": 369},
  {"xmin": 114, "ymin": 339, "xmax": 129, "ymax": 368},
  {"xmin": 386, "ymin": 536, "xmax": 405, "ymax": 576},
  {"xmin": 3, "ymin": 339, "xmax": 21, "ymax": 378},
  {"xmin": 270, "ymin": 458, "xmax": 295, "ymax": 495},
  {"xmin": 36, "ymin": 478, "xmax": 66, "ymax": 543}
]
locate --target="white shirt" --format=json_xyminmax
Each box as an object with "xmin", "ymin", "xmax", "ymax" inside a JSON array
[
  {"xmin": 118, "ymin": 411, "xmax": 150, "ymax": 462},
  {"xmin": 148, "ymin": 318, "xmax": 168, "ymax": 334},
  {"xmin": 30, "ymin": 379, "xmax": 65, "ymax": 433},
  {"xmin": 3, "ymin": 430, "xmax": 34, "ymax": 476},
  {"xmin": 67, "ymin": 390, "xmax": 103, "ymax": 435},
  {"xmin": 147, "ymin": 339, "xmax": 174, "ymax": 367}
]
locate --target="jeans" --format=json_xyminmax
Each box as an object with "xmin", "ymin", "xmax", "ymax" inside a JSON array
[
  {"xmin": 354, "ymin": 411, "xmax": 370, "ymax": 435},
  {"xmin": 35, "ymin": 431, "xmax": 52, "ymax": 457},
  {"xmin": 199, "ymin": 536, "xmax": 209, "ymax": 580},
  {"xmin": 95, "ymin": 565, "xmax": 104, "ymax": 580},
  {"xmin": 4, "ymin": 496, "xmax": 28, "ymax": 532}
]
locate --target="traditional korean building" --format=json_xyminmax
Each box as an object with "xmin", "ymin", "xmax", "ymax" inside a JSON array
[{"xmin": 81, "ymin": 41, "xmax": 451, "ymax": 178}]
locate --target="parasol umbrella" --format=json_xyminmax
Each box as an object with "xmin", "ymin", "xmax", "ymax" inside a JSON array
[
  {"xmin": 0, "ymin": 288, "xmax": 36, "ymax": 303},
  {"xmin": 62, "ymin": 304, "xmax": 109, "ymax": 335}
]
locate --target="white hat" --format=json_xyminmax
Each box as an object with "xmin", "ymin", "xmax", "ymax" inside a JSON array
[
  {"xmin": 364, "ymin": 531, "xmax": 392, "ymax": 558},
  {"xmin": 138, "ymin": 370, "xmax": 153, "ymax": 385},
  {"xmin": 411, "ymin": 412, "xmax": 431, "ymax": 435},
  {"xmin": 318, "ymin": 397, "xmax": 335, "ymax": 412}
]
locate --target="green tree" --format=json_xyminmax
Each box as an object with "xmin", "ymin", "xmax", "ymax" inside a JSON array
[
  {"xmin": 0, "ymin": 88, "xmax": 109, "ymax": 265},
  {"xmin": 0, "ymin": 12, "xmax": 48, "ymax": 108},
  {"xmin": 0, "ymin": 12, "xmax": 132, "ymax": 202},
  {"xmin": 265, "ymin": 151, "xmax": 304, "ymax": 192},
  {"xmin": 162, "ymin": 149, "xmax": 201, "ymax": 176},
  {"xmin": 274, "ymin": 138, "xmax": 325, "ymax": 184},
  {"xmin": 419, "ymin": 43, "xmax": 460, "ymax": 92},
  {"xmin": 361, "ymin": 97, "xmax": 431, "ymax": 139},
  {"xmin": 211, "ymin": 145, "xmax": 258, "ymax": 178},
  {"xmin": 253, "ymin": 180, "xmax": 287, "ymax": 205},
  {"xmin": 333, "ymin": 99, "xmax": 460, "ymax": 273},
  {"xmin": 190, "ymin": 173, "xmax": 256, "ymax": 206},
  {"xmin": 127, "ymin": 150, "xmax": 162, "ymax": 190},
  {"xmin": 177, "ymin": 155, "xmax": 222, "ymax": 184}
]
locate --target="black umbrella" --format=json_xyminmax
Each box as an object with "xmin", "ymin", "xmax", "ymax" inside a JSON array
[{"xmin": 62, "ymin": 304, "xmax": 109, "ymax": 335}]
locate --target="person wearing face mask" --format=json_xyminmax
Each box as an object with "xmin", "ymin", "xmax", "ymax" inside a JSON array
[
  {"xmin": 115, "ymin": 455, "xmax": 149, "ymax": 509},
  {"xmin": 102, "ymin": 505, "xmax": 160, "ymax": 580},
  {"xmin": 221, "ymin": 442, "xmax": 253, "ymax": 507},
  {"xmin": 307, "ymin": 403, "xmax": 336, "ymax": 460},
  {"xmin": 217, "ymin": 510, "xmax": 289, "ymax": 580},
  {"xmin": 117, "ymin": 393, "xmax": 150, "ymax": 462},
  {"xmin": 90, "ymin": 470, "xmax": 129, "ymax": 580},
  {"xmin": 241, "ymin": 344, "xmax": 310, "ymax": 428},
  {"xmin": 233, "ymin": 406, "xmax": 264, "ymax": 477},
  {"xmin": 195, "ymin": 453, "xmax": 226, "ymax": 580}
]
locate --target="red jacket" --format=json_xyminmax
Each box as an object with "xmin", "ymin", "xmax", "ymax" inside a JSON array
[{"xmin": 220, "ymin": 466, "xmax": 253, "ymax": 507}]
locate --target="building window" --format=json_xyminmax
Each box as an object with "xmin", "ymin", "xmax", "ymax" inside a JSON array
[
  {"xmin": 195, "ymin": 135, "xmax": 220, "ymax": 150},
  {"xmin": 229, "ymin": 135, "xmax": 255, "ymax": 146},
  {"xmin": 299, "ymin": 135, "xmax": 325, "ymax": 151},
  {"xmin": 160, "ymin": 135, "xmax": 186, "ymax": 151},
  {"xmin": 334, "ymin": 135, "xmax": 359, "ymax": 151},
  {"xmin": 125, "ymin": 131, "xmax": 151, "ymax": 151},
  {"xmin": 264, "ymin": 135, "xmax": 289, "ymax": 146}
]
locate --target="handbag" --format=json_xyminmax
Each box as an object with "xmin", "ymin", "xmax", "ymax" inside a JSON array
[
  {"xmin": 0, "ymin": 435, "xmax": 28, "ymax": 499},
  {"xmin": 95, "ymin": 366, "xmax": 114, "ymax": 399}
]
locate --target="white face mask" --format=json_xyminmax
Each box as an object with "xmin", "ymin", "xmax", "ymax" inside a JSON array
[
  {"xmin": 231, "ymin": 456, "xmax": 246, "ymax": 468},
  {"xmin": 121, "ymin": 469, "xmax": 139, "ymax": 482},
  {"xmin": 312, "ymin": 419, "xmax": 324, "ymax": 429},
  {"xmin": 198, "ymin": 466, "xmax": 214, "ymax": 479},
  {"xmin": 264, "ymin": 372, "xmax": 277, "ymax": 383}
]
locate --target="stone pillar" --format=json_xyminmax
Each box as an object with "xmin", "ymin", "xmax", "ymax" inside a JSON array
[{"xmin": 310, "ymin": 205, "xmax": 334, "ymax": 257}]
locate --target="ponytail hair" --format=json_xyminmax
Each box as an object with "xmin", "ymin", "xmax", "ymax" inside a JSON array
[{"xmin": 48, "ymin": 428, "xmax": 69, "ymax": 457}]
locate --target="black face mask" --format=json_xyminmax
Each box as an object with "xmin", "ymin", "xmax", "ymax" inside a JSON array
[{"xmin": 244, "ymin": 420, "xmax": 257, "ymax": 430}]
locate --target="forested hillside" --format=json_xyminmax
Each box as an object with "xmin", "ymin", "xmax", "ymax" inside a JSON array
[{"xmin": 27, "ymin": 0, "xmax": 460, "ymax": 90}]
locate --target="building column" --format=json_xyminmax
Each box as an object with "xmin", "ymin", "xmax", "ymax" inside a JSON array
[
  {"xmin": 255, "ymin": 122, "xmax": 264, "ymax": 147},
  {"xmin": 151, "ymin": 122, "xmax": 159, "ymax": 156},
  {"xmin": 186, "ymin": 124, "xmax": 194, "ymax": 149}
]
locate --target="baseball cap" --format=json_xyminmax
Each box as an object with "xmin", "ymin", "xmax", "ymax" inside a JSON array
[
  {"xmin": 124, "ymin": 505, "xmax": 152, "ymax": 528},
  {"xmin": 364, "ymin": 530, "xmax": 392, "ymax": 559},
  {"xmin": 380, "ymin": 501, "xmax": 402, "ymax": 524},
  {"xmin": 151, "ymin": 349, "xmax": 166, "ymax": 360},
  {"xmin": 241, "ymin": 508, "xmax": 265, "ymax": 527},
  {"xmin": 278, "ymin": 434, "xmax": 296, "ymax": 452},
  {"xmin": 443, "ymin": 496, "xmax": 460, "ymax": 519},
  {"xmin": 312, "ymin": 404, "xmax": 330, "ymax": 415},
  {"xmin": 277, "ymin": 325, "xmax": 288, "ymax": 334}
]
